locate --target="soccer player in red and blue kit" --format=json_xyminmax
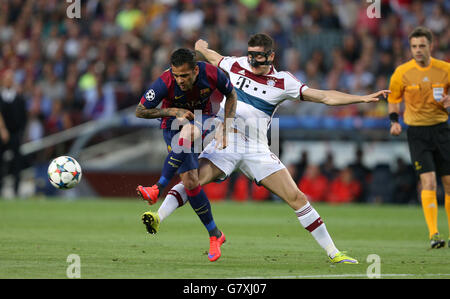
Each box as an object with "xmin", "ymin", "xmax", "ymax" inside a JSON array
[{"xmin": 135, "ymin": 48, "xmax": 237, "ymax": 261}]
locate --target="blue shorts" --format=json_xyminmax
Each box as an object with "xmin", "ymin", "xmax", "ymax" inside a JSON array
[{"xmin": 162, "ymin": 115, "xmax": 216, "ymax": 174}]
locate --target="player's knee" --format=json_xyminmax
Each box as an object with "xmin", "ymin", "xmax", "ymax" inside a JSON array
[
  {"xmin": 181, "ymin": 172, "xmax": 199, "ymax": 190},
  {"xmin": 284, "ymin": 189, "xmax": 308, "ymax": 210},
  {"xmin": 422, "ymin": 180, "xmax": 436, "ymax": 190},
  {"xmin": 441, "ymin": 176, "xmax": 450, "ymax": 194},
  {"xmin": 420, "ymin": 172, "xmax": 438, "ymax": 190},
  {"xmin": 183, "ymin": 179, "xmax": 198, "ymax": 190},
  {"xmin": 294, "ymin": 190, "xmax": 308, "ymax": 206}
]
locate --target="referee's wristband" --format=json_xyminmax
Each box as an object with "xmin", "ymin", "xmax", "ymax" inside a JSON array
[{"xmin": 389, "ymin": 112, "xmax": 399, "ymax": 123}]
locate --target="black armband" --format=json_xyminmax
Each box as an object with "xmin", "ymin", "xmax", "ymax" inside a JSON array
[{"xmin": 389, "ymin": 112, "xmax": 399, "ymax": 123}]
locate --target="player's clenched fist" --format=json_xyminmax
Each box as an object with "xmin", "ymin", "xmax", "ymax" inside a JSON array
[{"xmin": 390, "ymin": 122, "xmax": 402, "ymax": 136}]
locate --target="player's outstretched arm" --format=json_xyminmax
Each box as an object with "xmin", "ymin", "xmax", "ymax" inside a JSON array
[
  {"xmin": 195, "ymin": 39, "xmax": 223, "ymax": 67},
  {"xmin": 302, "ymin": 88, "xmax": 390, "ymax": 106}
]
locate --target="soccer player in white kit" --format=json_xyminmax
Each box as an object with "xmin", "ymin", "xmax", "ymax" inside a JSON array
[{"xmin": 141, "ymin": 33, "xmax": 390, "ymax": 264}]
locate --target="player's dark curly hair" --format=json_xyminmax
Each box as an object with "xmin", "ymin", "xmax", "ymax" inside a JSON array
[{"xmin": 170, "ymin": 48, "xmax": 196, "ymax": 69}]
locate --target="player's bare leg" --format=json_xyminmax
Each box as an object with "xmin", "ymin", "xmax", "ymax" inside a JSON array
[
  {"xmin": 150, "ymin": 158, "xmax": 226, "ymax": 228},
  {"xmin": 259, "ymin": 168, "xmax": 307, "ymax": 210},
  {"xmin": 198, "ymin": 158, "xmax": 226, "ymax": 186},
  {"xmin": 137, "ymin": 122, "xmax": 201, "ymax": 205},
  {"xmin": 177, "ymin": 164, "xmax": 226, "ymax": 261},
  {"xmin": 260, "ymin": 168, "xmax": 358, "ymax": 264},
  {"xmin": 141, "ymin": 169, "xmax": 200, "ymax": 235},
  {"xmin": 143, "ymin": 158, "xmax": 227, "ymax": 260}
]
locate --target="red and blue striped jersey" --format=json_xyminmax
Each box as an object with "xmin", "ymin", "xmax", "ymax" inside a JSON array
[{"xmin": 139, "ymin": 61, "xmax": 233, "ymax": 129}]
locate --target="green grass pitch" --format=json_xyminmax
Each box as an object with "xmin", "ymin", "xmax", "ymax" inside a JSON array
[{"xmin": 0, "ymin": 198, "xmax": 449, "ymax": 279}]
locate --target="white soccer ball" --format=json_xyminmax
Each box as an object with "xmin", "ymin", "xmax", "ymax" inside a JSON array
[{"xmin": 48, "ymin": 156, "xmax": 82, "ymax": 190}]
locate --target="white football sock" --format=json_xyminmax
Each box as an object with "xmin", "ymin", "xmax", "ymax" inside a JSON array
[
  {"xmin": 157, "ymin": 183, "xmax": 187, "ymax": 221},
  {"xmin": 295, "ymin": 202, "xmax": 339, "ymax": 258}
]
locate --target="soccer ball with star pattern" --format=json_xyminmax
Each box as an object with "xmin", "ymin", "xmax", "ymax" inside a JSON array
[{"xmin": 48, "ymin": 156, "xmax": 82, "ymax": 189}]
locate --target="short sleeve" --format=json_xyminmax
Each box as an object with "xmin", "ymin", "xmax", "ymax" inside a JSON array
[
  {"xmin": 216, "ymin": 67, "xmax": 233, "ymax": 95},
  {"xmin": 139, "ymin": 76, "xmax": 169, "ymax": 109},
  {"xmin": 218, "ymin": 56, "xmax": 238, "ymax": 74},
  {"xmin": 284, "ymin": 72, "xmax": 309, "ymax": 101},
  {"xmin": 387, "ymin": 69, "xmax": 404, "ymax": 103}
]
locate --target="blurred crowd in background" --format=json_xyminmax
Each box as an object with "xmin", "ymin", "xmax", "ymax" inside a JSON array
[{"xmin": 0, "ymin": 0, "xmax": 449, "ymax": 201}]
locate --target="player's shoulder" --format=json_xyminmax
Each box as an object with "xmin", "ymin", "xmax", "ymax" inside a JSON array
[
  {"xmin": 431, "ymin": 57, "xmax": 450, "ymax": 71},
  {"xmin": 198, "ymin": 60, "xmax": 218, "ymax": 72},
  {"xmin": 391, "ymin": 59, "xmax": 416, "ymax": 78},
  {"xmin": 155, "ymin": 67, "xmax": 175, "ymax": 90},
  {"xmin": 198, "ymin": 61, "xmax": 222, "ymax": 80},
  {"xmin": 278, "ymin": 70, "xmax": 299, "ymax": 80},
  {"xmin": 277, "ymin": 70, "xmax": 304, "ymax": 87},
  {"xmin": 160, "ymin": 67, "xmax": 173, "ymax": 80},
  {"xmin": 221, "ymin": 56, "xmax": 245, "ymax": 62},
  {"xmin": 220, "ymin": 56, "xmax": 246, "ymax": 66}
]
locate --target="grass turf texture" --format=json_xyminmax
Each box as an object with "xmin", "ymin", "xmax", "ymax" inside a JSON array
[{"xmin": 0, "ymin": 198, "xmax": 449, "ymax": 279}]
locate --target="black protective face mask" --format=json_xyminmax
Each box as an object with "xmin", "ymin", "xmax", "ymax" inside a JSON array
[{"xmin": 247, "ymin": 50, "xmax": 274, "ymax": 67}]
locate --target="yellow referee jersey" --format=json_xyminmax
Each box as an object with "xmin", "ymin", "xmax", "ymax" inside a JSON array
[{"xmin": 388, "ymin": 57, "xmax": 450, "ymax": 126}]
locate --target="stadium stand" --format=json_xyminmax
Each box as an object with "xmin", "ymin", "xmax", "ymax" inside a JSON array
[{"xmin": 0, "ymin": 0, "xmax": 448, "ymax": 202}]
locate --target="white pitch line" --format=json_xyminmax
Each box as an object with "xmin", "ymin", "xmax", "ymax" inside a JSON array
[{"xmin": 233, "ymin": 273, "xmax": 450, "ymax": 279}]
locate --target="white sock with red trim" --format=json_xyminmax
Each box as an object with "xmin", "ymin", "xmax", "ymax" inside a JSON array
[
  {"xmin": 157, "ymin": 183, "xmax": 187, "ymax": 221},
  {"xmin": 295, "ymin": 202, "xmax": 339, "ymax": 258}
]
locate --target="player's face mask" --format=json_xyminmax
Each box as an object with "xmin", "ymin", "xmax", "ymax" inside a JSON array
[{"xmin": 247, "ymin": 50, "xmax": 274, "ymax": 68}]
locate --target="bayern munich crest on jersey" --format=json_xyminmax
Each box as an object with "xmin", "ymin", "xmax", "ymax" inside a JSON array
[{"xmin": 266, "ymin": 79, "xmax": 276, "ymax": 87}]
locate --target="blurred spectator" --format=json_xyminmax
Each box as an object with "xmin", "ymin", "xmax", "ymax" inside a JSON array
[
  {"xmin": 115, "ymin": 0, "xmax": 144, "ymax": 32},
  {"xmin": 319, "ymin": 1, "xmax": 341, "ymax": 30},
  {"xmin": 0, "ymin": 69, "xmax": 27, "ymax": 196},
  {"xmin": 326, "ymin": 167, "xmax": 361, "ymax": 204},
  {"xmin": 392, "ymin": 157, "xmax": 417, "ymax": 204},
  {"xmin": 82, "ymin": 76, "xmax": 116, "ymax": 121},
  {"xmin": 203, "ymin": 180, "xmax": 229, "ymax": 201},
  {"xmin": 355, "ymin": 0, "xmax": 381, "ymax": 36},
  {"xmin": 367, "ymin": 163, "xmax": 395, "ymax": 203},
  {"xmin": 348, "ymin": 147, "xmax": 371, "ymax": 202},
  {"xmin": 298, "ymin": 164, "xmax": 328, "ymax": 202},
  {"xmin": 177, "ymin": 2, "xmax": 204, "ymax": 39},
  {"xmin": 345, "ymin": 60, "xmax": 375, "ymax": 95},
  {"xmin": 320, "ymin": 151, "xmax": 338, "ymax": 181},
  {"xmin": 294, "ymin": 150, "xmax": 309, "ymax": 182},
  {"xmin": 232, "ymin": 174, "xmax": 249, "ymax": 202},
  {"xmin": 45, "ymin": 99, "xmax": 72, "ymax": 137},
  {"xmin": 39, "ymin": 63, "xmax": 66, "ymax": 102},
  {"xmin": 376, "ymin": 51, "xmax": 395, "ymax": 77},
  {"xmin": 251, "ymin": 182, "xmax": 270, "ymax": 201},
  {"xmin": 425, "ymin": 5, "xmax": 448, "ymax": 35},
  {"xmin": 336, "ymin": 0, "xmax": 358, "ymax": 30}
]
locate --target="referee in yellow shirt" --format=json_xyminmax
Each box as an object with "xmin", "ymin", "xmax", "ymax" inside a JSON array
[{"xmin": 388, "ymin": 26, "xmax": 450, "ymax": 249}]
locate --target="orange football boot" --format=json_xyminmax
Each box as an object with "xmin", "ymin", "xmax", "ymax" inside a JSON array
[
  {"xmin": 136, "ymin": 185, "xmax": 160, "ymax": 205},
  {"xmin": 208, "ymin": 232, "xmax": 226, "ymax": 262}
]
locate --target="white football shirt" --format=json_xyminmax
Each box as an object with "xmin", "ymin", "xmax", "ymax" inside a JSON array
[{"xmin": 217, "ymin": 56, "xmax": 308, "ymax": 144}]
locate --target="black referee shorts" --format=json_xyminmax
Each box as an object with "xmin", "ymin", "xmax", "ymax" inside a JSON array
[{"xmin": 407, "ymin": 122, "xmax": 450, "ymax": 176}]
